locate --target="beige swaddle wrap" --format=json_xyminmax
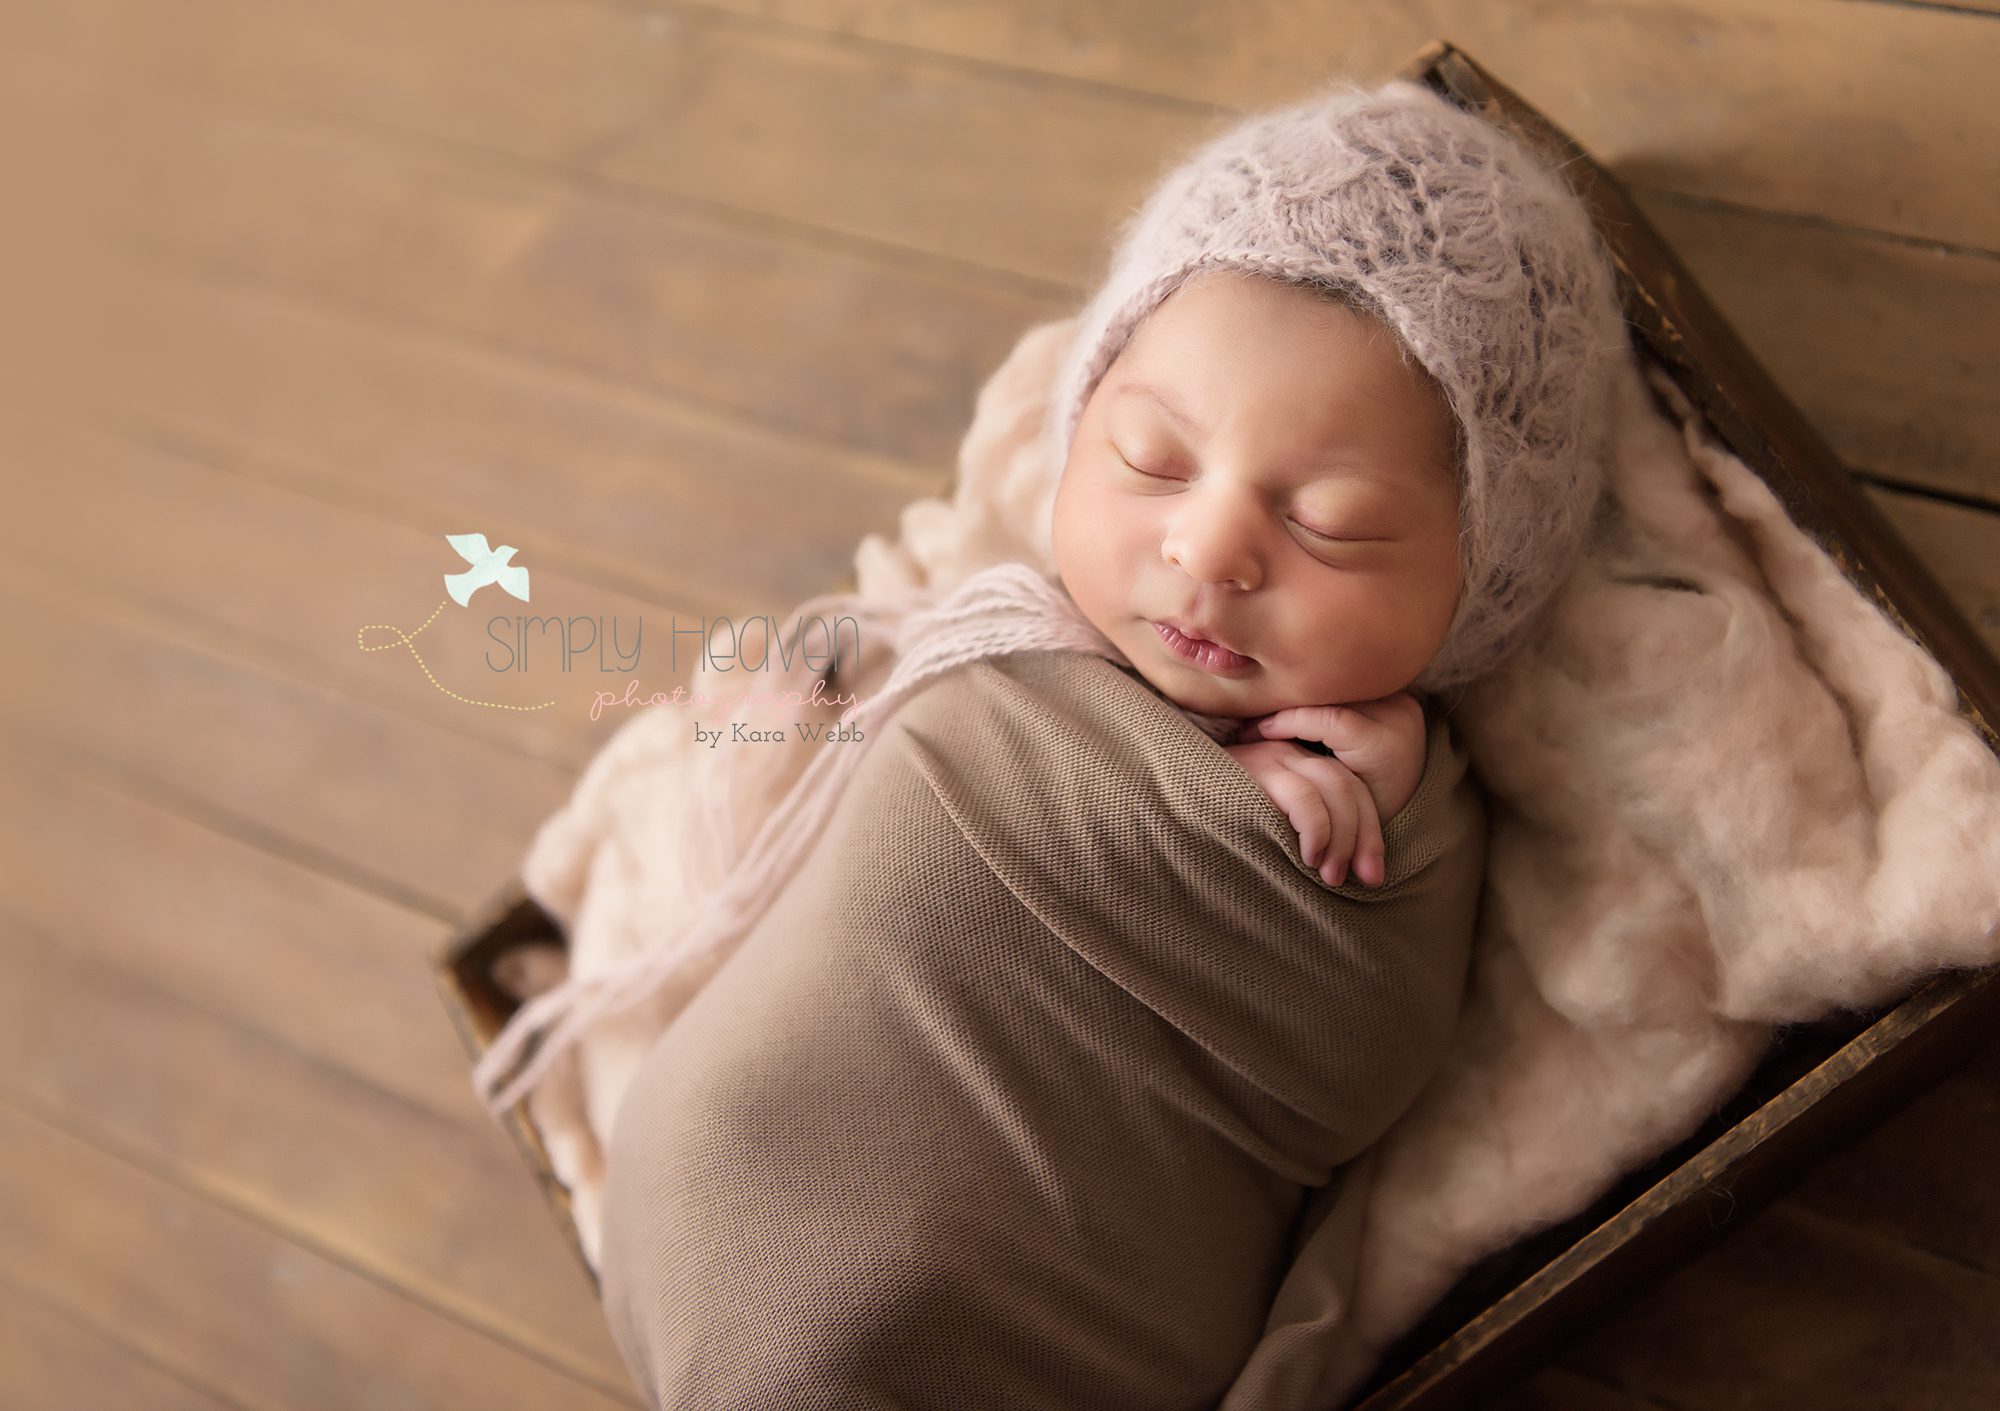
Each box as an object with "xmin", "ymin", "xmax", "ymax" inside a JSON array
[
  {"xmin": 596, "ymin": 646, "xmax": 1486, "ymax": 1409},
  {"xmin": 512, "ymin": 315, "xmax": 2000, "ymax": 1405}
]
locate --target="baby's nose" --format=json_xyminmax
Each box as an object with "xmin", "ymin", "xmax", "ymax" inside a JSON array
[{"xmin": 1162, "ymin": 497, "xmax": 1263, "ymax": 591}]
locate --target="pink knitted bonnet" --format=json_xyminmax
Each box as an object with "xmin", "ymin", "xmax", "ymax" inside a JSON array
[{"xmin": 1046, "ymin": 78, "xmax": 1631, "ymax": 697}]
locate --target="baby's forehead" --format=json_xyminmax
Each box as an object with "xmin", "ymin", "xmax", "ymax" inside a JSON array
[{"xmin": 1111, "ymin": 320, "xmax": 1455, "ymax": 483}]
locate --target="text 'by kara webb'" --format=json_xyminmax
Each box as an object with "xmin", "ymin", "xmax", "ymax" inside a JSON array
[{"xmin": 483, "ymin": 612, "xmax": 864, "ymax": 675}]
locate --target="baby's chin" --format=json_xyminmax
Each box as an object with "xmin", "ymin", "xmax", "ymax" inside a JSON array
[
  {"xmin": 1131, "ymin": 652, "xmax": 1403, "ymax": 719},
  {"xmin": 1123, "ymin": 656, "xmax": 1267, "ymax": 719}
]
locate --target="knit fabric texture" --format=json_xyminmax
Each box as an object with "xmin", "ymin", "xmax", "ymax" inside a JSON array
[
  {"xmin": 1045, "ymin": 79, "xmax": 1632, "ymax": 696},
  {"xmin": 595, "ymin": 646, "xmax": 1487, "ymax": 1409}
]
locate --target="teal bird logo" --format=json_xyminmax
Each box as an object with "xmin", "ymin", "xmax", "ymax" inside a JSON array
[{"xmin": 444, "ymin": 533, "xmax": 531, "ymax": 607}]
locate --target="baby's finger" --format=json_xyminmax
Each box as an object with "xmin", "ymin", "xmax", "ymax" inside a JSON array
[
  {"xmin": 1339, "ymin": 690, "xmax": 1422, "ymax": 729},
  {"xmin": 1256, "ymin": 764, "xmax": 1333, "ymax": 867},
  {"xmin": 1276, "ymin": 752, "xmax": 1359, "ymax": 885},
  {"xmin": 1251, "ymin": 703, "xmax": 1384, "ymax": 764},
  {"xmin": 1314, "ymin": 763, "xmax": 1383, "ymax": 888},
  {"xmin": 1346, "ymin": 764, "xmax": 1384, "ymax": 887}
]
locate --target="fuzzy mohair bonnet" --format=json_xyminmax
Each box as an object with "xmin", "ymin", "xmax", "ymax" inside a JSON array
[{"xmin": 1045, "ymin": 78, "xmax": 1631, "ymax": 698}]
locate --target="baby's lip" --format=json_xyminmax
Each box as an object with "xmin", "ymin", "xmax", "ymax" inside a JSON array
[
  {"xmin": 1158, "ymin": 616, "xmax": 1254, "ymax": 662},
  {"xmin": 1152, "ymin": 620, "xmax": 1258, "ymax": 678}
]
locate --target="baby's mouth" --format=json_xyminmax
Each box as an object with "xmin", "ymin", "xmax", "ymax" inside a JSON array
[{"xmin": 1151, "ymin": 620, "xmax": 1256, "ymax": 675}]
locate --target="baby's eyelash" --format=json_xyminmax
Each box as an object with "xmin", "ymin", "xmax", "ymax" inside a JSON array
[
  {"xmin": 1293, "ymin": 519, "xmax": 1359, "ymax": 542},
  {"xmin": 1118, "ymin": 451, "xmax": 1375, "ymax": 544},
  {"xmin": 1300, "ymin": 525, "xmax": 1389, "ymax": 547},
  {"xmin": 1117, "ymin": 453, "xmax": 1181, "ymax": 481}
]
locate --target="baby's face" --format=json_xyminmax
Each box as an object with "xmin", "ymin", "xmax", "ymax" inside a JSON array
[{"xmin": 1052, "ymin": 270, "xmax": 1464, "ymax": 719}]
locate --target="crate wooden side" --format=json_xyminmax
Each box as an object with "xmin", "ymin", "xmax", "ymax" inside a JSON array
[
  {"xmin": 430, "ymin": 879, "xmax": 599, "ymax": 1294},
  {"xmin": 1344, "ymin": 41, "xmax": 2000, "ymax": 1411}
]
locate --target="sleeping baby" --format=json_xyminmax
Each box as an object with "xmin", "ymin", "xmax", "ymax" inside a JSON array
[
  {"xmin": 1056, "ymin": 264, "xmax": 1462, "ymax": 891},
  {"xmin": 589, "ymin": 77, "xmax": 1628, "ymax": 1410}
]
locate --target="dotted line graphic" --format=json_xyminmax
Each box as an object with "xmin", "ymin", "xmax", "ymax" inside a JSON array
[{"xmin": 357, "ymin": 598, "xmax": 556, "ymax": 712}]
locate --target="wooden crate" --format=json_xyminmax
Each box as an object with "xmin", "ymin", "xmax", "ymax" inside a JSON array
[{"xmin": 431, "ymin": 40, "xmax": 2000, "ymax": 1409}]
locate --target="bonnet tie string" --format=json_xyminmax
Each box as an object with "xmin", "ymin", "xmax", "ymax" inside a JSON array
[{"xmin": 473, "ymin": 560, "xmax": 1236, "ymax": 1118}]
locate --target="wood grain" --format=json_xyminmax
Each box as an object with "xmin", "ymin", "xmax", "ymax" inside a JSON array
[
  {"xmin": 43, "ymin": 0, "xmax": 2000, "ymax": 252},
  {"xmin": 59, "ymin": 28, "xmax": 2000, "ymax": 508},
  {"xmin": 0, "ymin": 743, "xmax": 476, "ymax": 1127},
  {"xmin": 0, "ymin": 914, "xmax": 635, "ymax": 1393},
  {"xmin": 0, "ymin": 1276, "xmax": 241, "ymax": 1411},
  {"xmin": 1568, "ymin": 1204, "xmax": 2000, "ymax": 1409},
  {"xmin": 0, "ymin": 1100, "xmax": 639, "ymax": 1410},
  {"xmin": 0, "ymin": 561, "xmax": 571, "ymax": 920}
]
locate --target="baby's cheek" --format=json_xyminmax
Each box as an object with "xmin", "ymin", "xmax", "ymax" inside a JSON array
[{"xmin": 1057, "ymin": 466, "xmax": 1115, "ymax": 538}]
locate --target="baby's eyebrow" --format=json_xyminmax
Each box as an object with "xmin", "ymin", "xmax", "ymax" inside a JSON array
[{"xmin": 1115, "ymin": 381, "xmax": 1212, "ymax": 442}]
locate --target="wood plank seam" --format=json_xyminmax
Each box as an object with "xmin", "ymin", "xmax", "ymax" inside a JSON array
[
  {"xmin": 0, "ymin": 1264, "xmax": 254, "ymax": 1411},
  {"xmin": 0, "ymin": 1087, "xmax": 645, "ymax": 1408}
]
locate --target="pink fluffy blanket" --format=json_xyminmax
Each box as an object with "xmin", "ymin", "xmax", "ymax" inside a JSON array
[{"xmin": 502, "ymin": 316, "xmax": 2000, "ymax": 1404}]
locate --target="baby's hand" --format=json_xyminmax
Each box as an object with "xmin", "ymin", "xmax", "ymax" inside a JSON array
[{"xmin": 1222, "ymin": 693, "xmax": 1428, "ymax": 888}]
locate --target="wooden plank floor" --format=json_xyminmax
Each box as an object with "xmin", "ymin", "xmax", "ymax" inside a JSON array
[{"xmin": 2, "ymin": 0, "xmax": 1996, "ymax": 1405}]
